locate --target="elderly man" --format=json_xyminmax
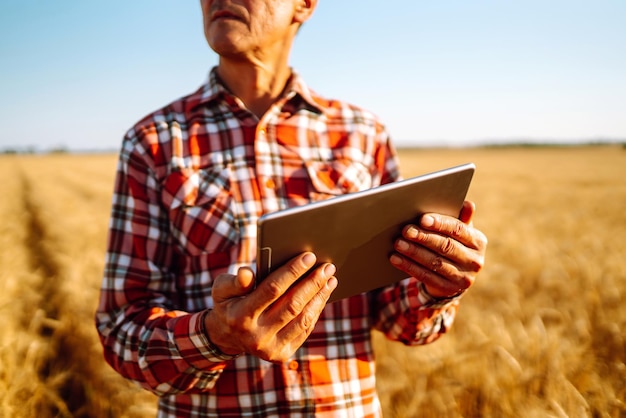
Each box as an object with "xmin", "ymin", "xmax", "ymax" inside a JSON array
[{"xmin": 96, "ymin": 0, "xmax": 488, "ymax": 416}]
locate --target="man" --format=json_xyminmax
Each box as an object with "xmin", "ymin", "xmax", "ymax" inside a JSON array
[{"xmin": 96, "ymin": 0, "xmax": 488, "ymax": 416}]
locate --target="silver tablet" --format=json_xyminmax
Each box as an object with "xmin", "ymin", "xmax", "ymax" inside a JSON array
[{"xmin": 256, "ymin": 163, "xmax": 475, "ymax": 303}]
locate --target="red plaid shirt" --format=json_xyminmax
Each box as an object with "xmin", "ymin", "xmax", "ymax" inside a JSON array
[{"xmin": 96, "ymin": 68, "xmax": 461, "ymax": 417}]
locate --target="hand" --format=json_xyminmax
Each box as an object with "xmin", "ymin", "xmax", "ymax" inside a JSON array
[
  {"xmin": 204, "ymin": 252, "xmax": 337, "ymax": 363},
  {"xmin": 390, "ymin": 201, "xmax": 487, "ymax": 299}
]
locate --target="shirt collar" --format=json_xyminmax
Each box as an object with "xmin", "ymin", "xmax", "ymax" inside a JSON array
[{"xmin": 190, "ymin": 67, "xmax": 325, "ymax": 115}]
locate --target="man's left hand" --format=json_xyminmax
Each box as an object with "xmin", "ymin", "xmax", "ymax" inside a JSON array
[{"xmin": 390, "ymin": 200, "xmax": 488, "ymax": 299}]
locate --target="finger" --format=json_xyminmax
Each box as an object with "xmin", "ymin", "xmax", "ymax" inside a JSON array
[
  {"xmin": 271, "ymin": 281, "xmax": 338, "ymax": 362},
  {"xmin": 393, "ymin": 237, "xmax": 448, "ymax": 276},
  {"xmin": 459, "ymin": 200, "xmax": 475, "ymax": 224},
  {"xmin": 389, "ymin": 252, "xmax": 472, "ymax": 297},
  {"xmin": 264, "ymin": 262, "xmax": 336, "ymax": 327},
  {"xmin": 417, "ymin": 214, "xmax": 480, "ymax": 250},
  {"xmin": 272, "ymin": 266, "xmax": 337, "ymax": 352},
  {"xmin": 249, "ymin": 252, "xmax": 317, "ymax": 312},
  {"xmin": 392, "ymin": 227, "xmax": 484, "ymax": 295},
  {"xmin": 396, "ymin": 226, "xmax": 484, "ymax": 275},
  {"xmin": 212, "ymin": 268, "xmax": 256, "ymax": 303},
  {"xmin": 401, "ymin": 224, "xmax": 464, "ymax": 265}
]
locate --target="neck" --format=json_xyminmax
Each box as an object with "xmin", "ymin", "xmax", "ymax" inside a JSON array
[{"xmin": 216, "ymin": 48, "xmax": 293, "ymax": 118}]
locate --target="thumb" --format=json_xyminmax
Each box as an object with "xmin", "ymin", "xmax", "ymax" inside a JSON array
[
  {"xmin": 459, "ymin": 200, "xmax": 476, "ymax": 224},
  {"xmin": 213, "ymin": 267, "xmax": 256, "ymax": 302},
  {"xmin": 235, "ymin": 267, "xmax": 256, "ymax": 293}
]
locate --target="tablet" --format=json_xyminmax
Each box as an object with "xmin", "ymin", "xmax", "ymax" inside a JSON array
[{"xmin": 256, "ymin": 163, "xmax": 475, "ymax": 303}]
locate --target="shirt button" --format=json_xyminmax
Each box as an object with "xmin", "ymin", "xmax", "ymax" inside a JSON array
[
  {"xmin": 265, "ymin": 178, "xmax": 276, "ymax": 189},
  {"xmin": 288, "ymin": 360, "xmax": 299, "ymax": 370}
]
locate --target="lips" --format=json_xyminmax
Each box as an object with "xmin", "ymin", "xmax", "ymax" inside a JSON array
[
  {"xmin": 210, "ymin": 8, "xmax": 245, "ymax": 23},
  {"xmin": 212, "ymin": 11, "xmax": 237, "ymax": 20}
]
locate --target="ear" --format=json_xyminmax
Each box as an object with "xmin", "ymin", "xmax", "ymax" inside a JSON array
[{"xmin": 294, "ymin": 0, "xmax": 317, "ymax": 24}]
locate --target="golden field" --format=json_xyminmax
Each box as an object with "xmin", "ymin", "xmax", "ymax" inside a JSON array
[{"xmin": 0, "ymin": 146, "xmax": 624, "ymax": 417}]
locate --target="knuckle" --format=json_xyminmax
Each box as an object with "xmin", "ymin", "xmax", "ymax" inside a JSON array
[
  {"xmin": 300, "ymin": 311, "xmax": 314, "ymax": 331},
  {"xmin": 286, "ymin": 297, "xmax": 305, "ymax": 317},
  {"xmin": 451, "ymin": 222, "xmax": 465, "ymax": 238},
  {"xmin": 286, "ymin": 262, "xmax": 303, "ymax": 279},
  {"xmin": 264, "ymin": 280, "xmax": 284, "ymax": 299},
  {"xmin": 440, "ymin": 237, "xmax": 456, "ymax": 255},
  {"xmin": 414, "ymin": 232, "xmax": 430, "ymax": 248},
  {"xmin": 309, "ymin": 270, "xmax": 327, "ymax": 289},
  {"xmin": 310, "ymin": 288, "xmax": 330, "ymax": 309},
  {"xmin": 247, "ymin": 335, "xmax": 265, "ymax": 354},
  {"xmin": 212, "ymin": 274, "xmax": 232, "ymax": 298}
]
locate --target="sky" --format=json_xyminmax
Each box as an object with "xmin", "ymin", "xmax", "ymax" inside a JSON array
[{"xmin": 1, "ymin": 0, "xmax": 625, "ymax": 151}]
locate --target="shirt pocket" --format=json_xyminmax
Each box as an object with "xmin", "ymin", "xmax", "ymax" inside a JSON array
[
  {"xmin": 161, "ymin": 166, "xmax": 239, "ymax": 256},
  {"xmin": 304, "ymin": 159, "xmax": 373, "ymax": 201}
]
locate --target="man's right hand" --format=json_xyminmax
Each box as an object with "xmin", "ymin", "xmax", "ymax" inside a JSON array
[{"xmin": 204, "ymin": 252, "xmax": 337, "ymax": 363}]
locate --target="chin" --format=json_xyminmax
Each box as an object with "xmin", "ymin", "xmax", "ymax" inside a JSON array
[{"xmin": 207, "ymin": 32, "xmax": 248, "ymax": 57}]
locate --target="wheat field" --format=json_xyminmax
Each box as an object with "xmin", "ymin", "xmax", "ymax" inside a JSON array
[{"xmin": 0, "ymin": 146, "xmax": 624, "ymax": 417}]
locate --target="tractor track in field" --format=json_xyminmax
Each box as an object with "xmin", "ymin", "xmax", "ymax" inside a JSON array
[
  {"xmin": 21, "ymin": 175, "xmax": 61, "ymax": 322},
  {"xmin": 20, "ymin": 171, "xmax": 90, "ymax": 417}
]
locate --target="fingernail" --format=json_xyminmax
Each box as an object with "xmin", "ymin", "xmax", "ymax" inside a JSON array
[
  {"xmin": 302, "ymin": 253, "xmax": 316, "ymax": 267},
  {"xmin": 406, "ymin": 226, "xmax": 418, "ymax": 239},
  {"xmin": 390, "ymin": 254, "xmax": 402, "ymax": 265},
  {"xmin": 396, "ymin": 239, "xmax": 409, "ymax": 251},
  {"xmin": 326, "ymin": 277, "xmax": 338, "ymax": 290},
  {"xmin": 324, "ymin": 263, "xmax": 336, "ymax": 277},
  {"xmin": 421, "ymin": 215, "xmax": 434, "ymax": 227}
]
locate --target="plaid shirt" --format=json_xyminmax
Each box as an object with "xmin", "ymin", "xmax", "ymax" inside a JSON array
[{"xmin": 96, "ymin": 68, "xmax": 461, "ymax": 417}]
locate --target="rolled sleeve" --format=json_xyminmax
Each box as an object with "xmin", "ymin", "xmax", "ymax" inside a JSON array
[{"xmin": 374, "ymin": 277, "xmax": 462, "ymax": 346}]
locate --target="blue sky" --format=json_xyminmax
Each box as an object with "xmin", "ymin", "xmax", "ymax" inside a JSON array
[{"xmin": 1, "ymin": 1, "xmax": 625, "ymax": 151}]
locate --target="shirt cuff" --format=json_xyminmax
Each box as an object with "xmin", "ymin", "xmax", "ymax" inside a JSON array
[
  {"xmin": 199, "ymin": 310, "xmax": 243, "ymax": 362},
  {"xmin": 172, "ymin": 311, "xmax": 240, "ymax": 371}
]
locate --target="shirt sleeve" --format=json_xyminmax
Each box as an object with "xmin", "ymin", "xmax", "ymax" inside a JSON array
[
  {"xmin": 95, "ymin": 135, "xmax": 228, "ymax": 396},
  {"xmin": 373, "ymin": 278, "xmax": 462, "ymax": 345}
]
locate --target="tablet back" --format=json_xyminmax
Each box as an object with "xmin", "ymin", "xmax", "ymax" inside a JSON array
[{"xmin": 256, "ymin": 163, "xmax": 475, "ymax": 303}]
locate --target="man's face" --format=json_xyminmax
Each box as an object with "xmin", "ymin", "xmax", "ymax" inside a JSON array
[{"xmin": 200, "ymin": 0, "xmax": 302, "ymax": 59}]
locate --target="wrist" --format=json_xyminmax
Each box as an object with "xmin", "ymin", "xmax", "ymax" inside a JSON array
[
  {"xmin": 202, "ymin": 310, "xmax": 243, "ymax": 361},
  {"xmin": 418, "ymin": 281, "xmax": 464, "ymax": 306}
]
